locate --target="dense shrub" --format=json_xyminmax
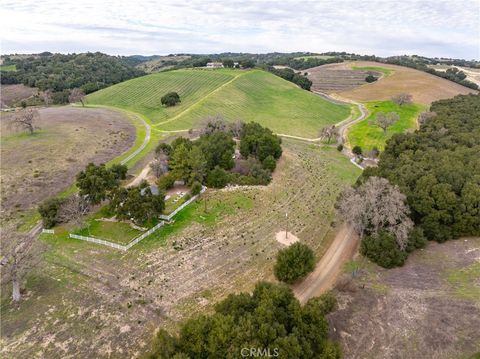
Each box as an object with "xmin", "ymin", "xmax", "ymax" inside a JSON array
[
  {"xmin": 274, "ymin": 243, "xmax": 316, "ymax": 283},
  {"xmin": 206, "ymin": 166, "xmax": 229, "ymax": 188},
  {"xmin": 38, "ymin": 198, "xmax": 64, "ymax": 228},
  {"xmin": 262, "ymin": 155, "xmax": 277, "ymax": 172},
  {"xmin": 157, "ymin": 173, "xmax": 175, "ymax": 190},
  {"xmin": 337, "ymin": 144, "xmax": 343, "ymax": 152},
  {"xmin": 240, "ymin": 122, "xmax": 282, "ymax": 161},
  {"xmin": 147, "ymin": 282, "xmax": 340, "ymax": 359},
  {"xmin": 352, "ymin": 145, "xmax": 362, "ymax": 156},
  {"xmin": 76, "ymin": 163, "xmax": 121, "ymax": 204},
  {"xmin": 365, "ymin": 74, "xmax": 377, "ymax": 83},
  {"xmin": 406, "ymin": 227, "xmax": 427, "ymax": 253},
  {"xmin": 190, "ymin": 181, "xmax": 202, "ymax": 195},
  {"xmin": 360, "ymin": 231, "xmax": 408, "ymax": 268}
]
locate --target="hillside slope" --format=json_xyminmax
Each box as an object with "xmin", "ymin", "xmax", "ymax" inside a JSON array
[
  {"xmin": 88, "ymin": 69, "xmax": 352, "ymax": 138},
  {"xmin": 337, "ymin": 61, "xmax": 476, "ymax": 104}
]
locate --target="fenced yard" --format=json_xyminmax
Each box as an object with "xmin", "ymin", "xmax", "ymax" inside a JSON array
[{"xmin": 68, "ymin": 187, "xmax": 206, "ymax": 250}]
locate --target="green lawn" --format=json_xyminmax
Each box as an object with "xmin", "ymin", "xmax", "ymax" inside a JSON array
[
  {"xmin": 88, "ymin": 68, "xmax": 352, "ymax": 138},
  {"xmin": 75, "ymin": 220, "xmax": 143, "ymax": 245},
  {"xmin": 164, "ymin": 194, "xmax": 189, "ymax": 215},
  {"xmin": 352, "ymin": 66, "xmax": 393, "ymax": 77},
  {"xmin": 0, "ymin": 64, "xmax": 16, "ymax": 72},
  {"xmin": 347, "ymin": 100, "xmax": 424, "ymax": 151}
]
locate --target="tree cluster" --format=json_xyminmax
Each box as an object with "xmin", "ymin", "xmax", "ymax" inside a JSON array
[
  {"xmin": 1, "ymin": 52, "xmax": 145, "ymax": 101},
  {"xmin": 268, "ymin": 67, "xmax": 313, "ymax": 90},
  {"xmin": 147, "ymin": 282, "xmax": 340, "ymax": 359},
  {"xmin": 362, "ymin": 93, "xmax": 480, "ymax": 244},
  {"xmin": 109, "ymin": 183, "xmax": 165, "ymax": 225},
  {"xmin": 274, "ymin": 243, "xmax": 316, "ymax": 283},
  {"xmin": 156, "ymin": 120, "xmax": 282, "ymax": 190},
  {"xmin": 338, "ymin": 177, "xmax": 420, "ymax": 267}
]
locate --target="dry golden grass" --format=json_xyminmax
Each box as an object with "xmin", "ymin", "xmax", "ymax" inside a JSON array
[{"xmin": 338, "ymin": 61, "xmax": 477, "ymax": 104}]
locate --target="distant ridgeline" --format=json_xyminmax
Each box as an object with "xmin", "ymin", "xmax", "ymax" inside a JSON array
[{"xmin": 0, "ymin": 52, "xmax": 145, "ymax": 100}]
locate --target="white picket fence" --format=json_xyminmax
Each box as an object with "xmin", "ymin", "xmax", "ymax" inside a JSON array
[
  {"xmin": 69, "ymin": 233, "xmax": 128, "ymax": 251},
  {"xmin": 159, "ymin": 186, "xmax": 206, "ymax": 221},
  {"xmin": 42, "ymin": 229, "xmax": 55, "ymax": 234},
  {"xmin": 69, "ymin": 186, "xmax": 206, "ymax": 251}
]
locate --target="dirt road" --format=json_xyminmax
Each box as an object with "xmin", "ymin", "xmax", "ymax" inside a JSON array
[{"xmin": 293, "ymin": 224, "xmax": 359, "ymax": 304}]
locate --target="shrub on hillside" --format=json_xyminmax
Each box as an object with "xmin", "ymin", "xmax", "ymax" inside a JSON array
[
  {"xmin": 337, "ymin": 144, "xmax": 343, "ymax": 152},
  {"xmin": 147, "ymin": 282, "xmax": 340, "ymax": 359},
  {"xmin": 274, "ymin": 243, "xmax": 316, "ymax": 283},
  {"xmin": 360, "ymin": 231, "xmax": 408, "ymax": 268},
  {"xmin": 161, "ymin": 92, "xmax": 181, "ymax": 107},
  {"xmin": 157, "ymin": 173, "xmax": 175, "ymax": 191},
  {"xmin": 38, "ymin": 197, "xmax": 64, "ymax": 228},
  {"xmin": 352, "ymin": 145, "xmax": 362, "ymax": 156},
  {"xmin": 206, "ymin": 166, "xmax": 228, "ymax": 188},
  {"xmin": 365, "ymin": 74, "xmax": 377, "ymax": 83},
  {"xmin": 190, "ymin": 181, "xmax": 202, "ymax": 196}
]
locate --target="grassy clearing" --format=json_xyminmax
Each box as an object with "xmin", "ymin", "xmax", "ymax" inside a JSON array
[
  {"xmin": 445, "ymin": 261, "xmax": 480, "ymax": 301},
  {"xmin": 88, "ymin": 68, "xmax": 352, "ymax": 138},
  {"xmin": 346, "ymin": 100, "xmax": 424, "ymax": 151},
  {"xmin": 352, "ymin": 65, "xmax": 393, "ymax": 77},
  {"xmin": 75, "ymin": 220, "xmax": 143, "ymax": 245},
  {"xmin": 0, "ymin": 64, "xmax": 16, "ymax": 71}
]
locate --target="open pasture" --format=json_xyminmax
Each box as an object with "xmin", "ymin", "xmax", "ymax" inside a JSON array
[
  {"xmin": 0, "ymin": 107, "xmax": 135, "ymax": 223},
  {"xmin": 338, "ymin": 61, "xmax": 476, "ymax": 104},
  {"xmin": 0, "ymin": 84, "xmax": 38, "ymax": 108},
  {"xmin": 346, "ymin": 100, "xmax": 425, "ymax": 151}
]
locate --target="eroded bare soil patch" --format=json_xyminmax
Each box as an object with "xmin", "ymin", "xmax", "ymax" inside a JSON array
[{"xmin": 329, "ymin": 238, "xmax": 480, "ymax": 359}]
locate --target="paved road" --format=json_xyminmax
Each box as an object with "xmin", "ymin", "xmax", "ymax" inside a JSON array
[{"xmin": 293, "ymin": 225, "xmax": 359, "ymax": 304}]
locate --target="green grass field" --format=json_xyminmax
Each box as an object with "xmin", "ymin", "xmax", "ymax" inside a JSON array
[
  {"xmin": 76, "ymin": 220, "xmax": 143, "ymax": 245},
  {"xmin": 0, "ymin": 64, "xmax": 16, "ymax": 72},
  {"xmin": 88, "ymin": 69, "xmax": 352, "ymax": 138},
  {"xmin": 352, "ymin": 66, "xmax": 393, "ymax": 77},
  {"xmin": 347, "ymin": 100, "xmax": 424, "ymax": 151}
]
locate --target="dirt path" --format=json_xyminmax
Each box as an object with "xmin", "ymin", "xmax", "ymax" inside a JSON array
[
  {"xmin": 293, "ymin": 224, "xmax": 359, "ymax": 304},
  {"xmin": 120, "ymin": 111, "xmax": 151, "ymax": 165}
]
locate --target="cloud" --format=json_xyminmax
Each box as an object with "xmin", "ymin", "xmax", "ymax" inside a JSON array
[{"xmin": 1, "ymin": 0, "xmax": 479, "ymax": 58}]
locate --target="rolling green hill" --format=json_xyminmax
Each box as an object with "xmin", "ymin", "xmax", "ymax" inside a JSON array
[{"xmin": 88, "ymin": 68, "xmax": 352, "ymax": 138}]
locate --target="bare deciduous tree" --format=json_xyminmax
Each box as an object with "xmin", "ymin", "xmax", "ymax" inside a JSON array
[
  {"xmin": 319, "ymin": 125, "xmax": 339, "ymax": 143},
  {"xmin": 369, "ymin": 111, "xmax": 399, "ymax": 134},
  {"xmin": 150, "ymin": 159, "xmax": 168, "ymax": 178},
  {"xmin": 1, "ymin": 226, "xmax": 46, "ymax": 303},
  {"xmin": 9, "ymin": 108, "xmax": 40, "ymax": 134},
  {"xmin": 229, "ymin": 119, "xmax": 244, "ymax": 138},
  {"xmin": 391, "ymin": 93, "xmax": 413, "ymax": 106},
  {"xmin": 417, "ymin": 111, "xmax": 436, "ymax": 126},
  {"xmin": 42, "ymin": 90, "xmax": 52, "ymax": 107},
  {"xmin": 69, "ymin": 88, "xmax": 86, "ymax": 106},
  {"xmin": 57, "ymin": 195, "xmax": 90, "ymax": 227},
  {"xmin": 337, "ymin": 176, "xmax": 413, "ymax": 250},
  {"xmin": 200, "ymin": 115, "xmax": 228, "ymax": 135}
]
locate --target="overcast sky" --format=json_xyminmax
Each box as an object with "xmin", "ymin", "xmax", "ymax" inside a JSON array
[{"xmin": 2, "ymin": 0, "xmax": 479, "ymax": 59}]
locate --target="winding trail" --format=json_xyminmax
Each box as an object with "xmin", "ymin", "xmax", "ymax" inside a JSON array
[
  {"xmin": 293, "ymin": 224, "xmax": 359, "ymax": 303},
  {"xmin": 120, "ymin": 112, "xmax": 151, "ymax": 165}
]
